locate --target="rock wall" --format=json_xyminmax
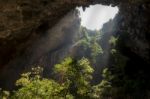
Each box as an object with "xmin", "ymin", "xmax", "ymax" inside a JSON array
[
  {"xmin": 0, "ymin": 8, "xmax": 80, "ymax": 90},
  {"xmin": 116, "ymin": 3, "xmax": 150, "ymax": 91}
]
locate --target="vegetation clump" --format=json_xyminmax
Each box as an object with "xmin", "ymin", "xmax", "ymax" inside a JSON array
[
  {"xmin": 76, "ymin": 27, "xmax": 103, "ymax": 63},
  {"xmin": 0, "ymin": 57, "xmax": 113, "ymax": 99}
]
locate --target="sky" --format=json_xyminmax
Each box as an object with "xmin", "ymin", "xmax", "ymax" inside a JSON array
[{"xmin": 77, "ymin": 4, "xmax": 119, "ymax": 30}]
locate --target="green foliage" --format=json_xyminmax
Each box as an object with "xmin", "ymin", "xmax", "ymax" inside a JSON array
[
  {"xmin": 54, "ymin": 57, "xmax": 94, "ymax": 98},
  {"xmin": 54, "ymin": 57, "xmax": 94, "ymax": 82},
  {"xmin": 90, "ymin": 41, "xmax": 103, "ymax": 60},
  {"xmin": 109, "ymin": 36, "xmax": 118, "ymax": 46},
  {"xmin": 54, "ymin": 58, "xmax": 113, "ymax": 99},
  {"xmin": 111, "ymin": 49, "xmax": 117, "ymax": 54},
  {"xmin": 12, "ymin": 66, "xmax": 73, "ymax": 99},
  {"xmin": 54, "ymin": 57, "xmax": 73, "ymax": 82},
  {"xmin": 90, "ymin": 80, "xmax": 112, "ymax": 99},
  {"xmin": 77, "ymin": 27, "xmax": 103, "ymax": 62},
  {"xmin": 1, "ymin": 57, "xmax": 115, "ymax": 99},
  {"xmin": 89, "ymin": 68, "xmax": 113, "ymax": 99},
  {"xmin": 0, "ymin": 89, "xmax": 10, "ymax": 99},
  {"xmin": 108, "ymin": 50, "xmax": 131, "ymax": 97},
  {"xmin": 1, "ymin": 58, "xmax": 95, "ymax": 99},
  {"xmin": 99, "ymin": 69, "xmax": 113, "ymax": 98}
]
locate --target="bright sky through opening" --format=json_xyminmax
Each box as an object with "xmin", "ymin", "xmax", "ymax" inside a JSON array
[{"xmin": 77, "ymin": 4, "xmax": 119, "ymax": 30}]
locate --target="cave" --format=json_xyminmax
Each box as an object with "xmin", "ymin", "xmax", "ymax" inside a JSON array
[{"xmin": 0, "ymin": 0, "xmax": 149, "ymax": 98}]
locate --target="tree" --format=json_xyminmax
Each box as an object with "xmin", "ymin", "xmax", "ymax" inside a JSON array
[
  {"xmin": 2, "ymin": 57, "xmax": 114, "ymax": 99},
  {"xmin": 10, "ymin": 57, "xmax": 95, "ymax": 99},
  {"xmin": 89, "ymin": 68, "xmax": 113, "ymax": 99},
  {"xmin": 12, "ymin": 67, "xmax": 73, "ymax": 99},
  {"xmin": 54, "ymin": 58, "xmax": 113, "ymax": 99},
  {"xmin": 53, "ymin": 57, "xmax": 94, "ymax": 98},
  {"xmin": 77, "ymin": 27, "xmax": 103, "ymax": 62}
]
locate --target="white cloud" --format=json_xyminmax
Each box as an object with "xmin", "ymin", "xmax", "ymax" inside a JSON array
[{"xmin": 77, "ymin": 4, "xmax": 119, "ymax": 30}]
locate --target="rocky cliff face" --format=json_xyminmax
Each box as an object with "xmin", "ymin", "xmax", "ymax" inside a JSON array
[
  {"xmin": 0, "ymin": 0, "xmax": 150, "ymax": 90},
  {"xmin": 100, "ymin": 2, "xmax": 150, "ymax": 95},
  {"xmin": 116, "ymin": 3, "xmax": 150, "ymax": 92},
  {"xmin": 0, "ymin": 7, "xmax": 81, "ymax": 89}
]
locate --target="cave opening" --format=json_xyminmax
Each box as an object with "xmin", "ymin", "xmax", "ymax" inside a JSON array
[
  {"xmin": 77, "ymin": 4, "xmax": 119, "ymax": 30},
  {"xmin": 74, "ymin": 4, "xmax": 119, "ymax": 84},
  {"xmin": 0, "ymin": 3, "xmax": 121, "ymax": 90}
]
